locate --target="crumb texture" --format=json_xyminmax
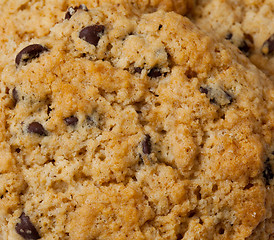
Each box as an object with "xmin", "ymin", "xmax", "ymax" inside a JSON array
[
  {"xmin": 190, "ymin": 0, "xmax": 274, "ymax": 81},
  {"xmin": 0, "ymin": 4, "xmax": 273, "ymax": 240}
]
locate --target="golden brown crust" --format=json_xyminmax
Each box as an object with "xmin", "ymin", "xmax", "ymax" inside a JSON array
[
  {"xmin": 190, "ymin": 0, "xmax": 274, "ymax": 81},
  {"xmin": 0, "ymin": 4, "xmax": 273, "ymax": 240}
]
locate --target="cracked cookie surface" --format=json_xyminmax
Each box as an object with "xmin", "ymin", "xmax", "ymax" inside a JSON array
[{"xmin": 0, "ymin": 4, "xmax": 273, "ymax": 240}]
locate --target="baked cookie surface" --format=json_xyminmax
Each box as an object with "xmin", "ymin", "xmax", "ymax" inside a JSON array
[
  {"xmin": 190, "ymin": 0, "xmax": 274, "ymax": 81},
  {"xmin": 0, "ymin": 4, "xmax": 273, "ymax": 240},
  {"xmin": 0, "ymin": 0, "xmax": 193, "ymax": 55}
]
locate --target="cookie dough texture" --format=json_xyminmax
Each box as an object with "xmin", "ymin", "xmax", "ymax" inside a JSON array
[
  {"xmin": 0, "ymin": 4, "xmax": 273, "ymax": 240},
  {"xmin": 190, "ymin": 0, "xmax": 274, "ymax": 81},
  {"xmin": 0, "ymin": 0, "xmax": 193, "ymax": 54}
]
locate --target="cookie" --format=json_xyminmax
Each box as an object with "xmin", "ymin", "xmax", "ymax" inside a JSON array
[
  {"xmin": 190, "ymin": 0, "xmax": 274, "ymax": 81},
  {"xmin": 0, "ymin": 4, "xmax": 273, "ymax": 240},
  {"xmin": 0, "ymin": 0, "xmax": 193, "ymax": 55}
]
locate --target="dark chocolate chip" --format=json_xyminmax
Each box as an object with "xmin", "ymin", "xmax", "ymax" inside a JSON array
[
  {"xmin": 238, "ymin": 34, "xmax": 254, "ymax": 56},
  {"xmin": 158, "ymin": 24, "xmax": 163, "ymax": 30},
  {"xmin": 263, "ymin": 158, "xmax": 273, "ymax": 185},
  {"xmin": 28, "ymin": 122, "xmax": 47, "ymax": 136},
  {"xmin": 12, "ymin": 88, "xmax": 19, "ymax": 105},
  {"xmin": 199, "ymin": 86, "xmax": 208, "ymax": 94},
  {"xmin": 209, "ymin": 98, "xmax": 217, "ymax": 104},
  {"xmin": 177, "ymin": 233, "xmax": 183, "ymax": 240},
  {"xmin": 148, "ymin": 68, "xmax": 162, "ymax": 78},
  {"xmin": 15, "ymin": 148, "xmax": 21, "ymax": 153},
  {"xmin": 64, "ymin": 116, "xmax": 78, "ymax": 126},
  {"xmin": 187, "ymin": 210, "xmax": 196, "ymax": 218},
  {"xmin": 134, "ymin": 67, "xmax": 142, "ymax": 74},
  {"xmin": 15, "ymin": 44, "xmax": 48, "ymax": 67},
  {"xmin": 219, "ymin": 228, "xmax": 225, "ymax": 235},
  {"xmin": 200, "ymin": 85, "xmax": 233, "ymax": 106},
  {"xmin": 243, "ymin": 183, "xmax": 254, "ymax": 190},
  {"xmin": 225, "ymin": 33, "xmax": 233, "ymax": 40},
  {"xmin": 185, "ymin": 69, "xmax": 197, "ymax": 78},
  {"xmin": 45, "ymin": 159, "xmax": 56, "ymax": 165},
  {"xmin": 5, "ymin": 87, "xmax": 10, "ymax": 94},
  {"xmin": 65, "ymin": 4, "xmax": 88, "ymax": 20},
  {"xmin": 78, "ymin": 4, "xmax": 88, "ymax": 11},
  {"xmin": 142, "ymin": 134, "xmax": 151, "ymax": 155},
  {"xmin": 65, "ymin": 7, "xmax": 77, "ymax": 20},
  {"xmin": 15, "ymin": 212, "xmax": 41, "ymax": 240},
  {"xmin": 47, "ymin": 105, "xmax": 52, "ymax": 115},
  {"xmin": 261, "ymin": 34, "xmax": 274, "ymax": 56},
  {"xmin": 238, "ymin": 40, "xmax": 250, "ymax": 55},
  {"xmin": 79, "ymin": 25, "xmax": 105, "ymax": 46}
]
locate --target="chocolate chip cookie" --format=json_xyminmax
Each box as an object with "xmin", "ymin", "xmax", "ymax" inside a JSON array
[
  {"xmin": 190, "ymin": 0, "xmax": 274, "ymax": 82},
  {"xmin": 0, "ymin": 0, "xmax": 193, "ymax": 56},
  {"xmin": 0, "ymin": 4, "xmax": 273, "ymax": 240}
]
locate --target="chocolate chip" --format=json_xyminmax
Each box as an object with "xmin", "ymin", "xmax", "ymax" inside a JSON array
[
  {"xmin": 142, "ymin": 134, "xmax": 151, "ymax": 155},
  {"xmin": 5, "ymin": 87, "xmax": 10, "ymax": 94},
  {"xmin": 225, "ymin": 33, "xmax": 233, "ymax": 40},
  {"xmin": 47, "ymin": 105, "xmax": 52, "ymax": 115},
  {"xmin": 15, "ymin": 148, "xmax": 21, "ymax": 153},
  {"xmin": 237, "ymin": 34, "xmax": 254, "ymax": 56},
  {"xmin": 15, "ymin": 44, "xmax": 48, "ymax": 67},
  {"xmin": 79, "ymin": 25, "xmax": 105, "ymax": 46},
  {"xmin": 64, "ymin": 116, "xmax": 78, "ymax": 126},
  {"xmin": 209, "ymin": 98, "xmax": 217, "ymax": 105},
  {"xmin": 261, "ymin": 34, "xmax": 274, "ymax": 56},
  {"xmin": 200, "ymin": 85, "xmax": 233, "ymax": 106},
  {"xmin": 65, "ymin": 7, "xmax": 77, "ymax": 20},
  {"xmin": 15, "ymin": 212, "xmax": 41, "ymax": 240},
  {"xmin": 65, "ymin": 4, "xmax": 88, "ymax": 20},
  {"xmin": 263, "ymin": 158, "xmax": 273, "ymax": 185},
  {"xmin": 78, "ymin": 4, "xmax": 88, "ymax": 11},
  {"xmin": 243, "ymin": 183, "xmax": 254, "ymax": 190},
  {"xmin": 218, "ymin": 228, "xmax": 225, "ymax": 235},
  {"xmin": 238, "ymin": 40, "xmax": 250, "ymax": 55},
  {"xmin": 134, "ymin": 67, "xmax": 142, "ymax": 74},
  {"xmin": 199, "ymin": 86, "xmax": 208, "ymax": 94},
  {"xmin": 148, "ymin": 68, "xmax": 162, "ymax": 78},
  {"xmin": 187, "ymin": 210, "xmax": 196, "ymax": 218},
  {"xmin": 158, "ymin": 24, "xmax": 163, "ymax": 30},
  {"xmin": 185, "ymin": 69, "xmax": 197, "ymax": 78},
  {"xmin": 12, "ymin": 88, "xmax": 19, "ymax": 105},
  {"xmin": 28, "ymin": 122, "xmax": 47, "ymax": 136},
  {"xmin": 177, "ymin": 233, "xmax": 183, "ymax": 240}
]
